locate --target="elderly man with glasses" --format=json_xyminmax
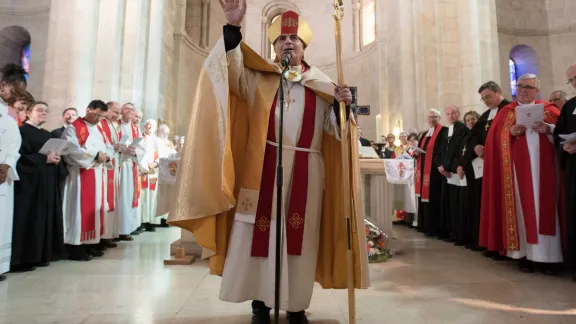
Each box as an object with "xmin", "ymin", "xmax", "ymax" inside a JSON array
[{"xmin": 481, "ymin": 74, "xmax": 563, "ymax": 275}]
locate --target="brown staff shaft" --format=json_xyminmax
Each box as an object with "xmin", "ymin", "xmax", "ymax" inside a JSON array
[{"xmin": 334, "ymin": 8, "xmax": 357, "ymax": 324}]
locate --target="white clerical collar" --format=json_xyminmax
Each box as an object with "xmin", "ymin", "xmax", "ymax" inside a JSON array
[
  {"xmin": 25, "ymin": 120, "xmax": 43, "ymax": 129},
  {"xmin": 426, "ymin": 127, "xmax": 434, "ymax": 137},
  {"xmin": 448, "ymin": 124, "xmax": 454, "ymax": 137},
  {"xmin": 488, "ymin": 109, "xmax": 498, "ymax": 121},
  {"xmin": 518, "ymin": 100, "xmax": 535, "ymax": 105}
]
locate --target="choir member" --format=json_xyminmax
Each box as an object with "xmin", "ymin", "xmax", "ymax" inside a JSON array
[
  {"xmin": 553, "ymin": 64, "xmax": 576, "ymax": 281},
  {"xmin": 141, "ymin": 119, "xmax": 160, "ymax": 231},
  {"xmin": 436, "ymin": 105, "xmax": 467, "ymax": 243},
  {"xmin": 62, "ymin": 100, "xmax": 113, "ymax": 261},
  {"xmin": 12, "ymin": 102, "xmax": 66, "ymax": 272},
  {"xmin": 118, "ymin": 104, "xmax": 146, "ymax": 240},
  {"xmin": 52, "ymin": 108, "xmax": 78, "ymax": 138},
  {"xmin": 483, "ymin": 74, "xmax": 562, "ymax": 274},
  {"xmin": 383, "ymin": 133, "xmax": 396, "ymax": 158},
  {"xmin": 0, "ymin": 80, "xmax": 22, "ymax": 281},
  {"xmin": 100, "ymin": 102, "xmax": 123, "ymax": 247},
  {"xmin": 132, "ymin": 109, "xmax": 145, "ymax": 235},
  {"xmin": 458, "ymin": 111, "xmax": 480, "ymax": 249},
  {"xmin": 415, "ymin": 109, "xmax": 446, "ymax": 236}
]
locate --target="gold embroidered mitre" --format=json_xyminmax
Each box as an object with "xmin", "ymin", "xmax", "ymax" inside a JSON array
[{"xmin": 268, "ymin": 10, "xmax": 313, "ymax": 46}]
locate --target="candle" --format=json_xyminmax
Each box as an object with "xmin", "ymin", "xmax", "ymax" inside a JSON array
[{"xmin": 375, "ymin": 114, "xmax": 382, "ymax": 143}]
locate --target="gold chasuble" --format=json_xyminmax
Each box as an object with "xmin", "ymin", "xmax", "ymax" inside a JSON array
[{"xmin": 168, "ymin": 38, "xmax": 370, "ymax": 290}]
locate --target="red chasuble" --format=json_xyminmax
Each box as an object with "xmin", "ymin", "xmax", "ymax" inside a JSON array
[
  {"xmin": 250, "ymin": 86, "xmax": 317, "ymax": 258},
  {"xmin": 415, "ymin": 124, "xmax": 442, "ymax": 202},
  {"xmin": 480, "ymin": 100, "xmax": 561, "ymax": 251},
  {"xmin": 71, "ymin": 118, "xmax": 106, "ymax": 241}
]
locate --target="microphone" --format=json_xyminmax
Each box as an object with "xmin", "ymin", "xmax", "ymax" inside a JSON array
[{"xmin": 281, "ymin": 52, "xmax": 292, "ymax": 68}]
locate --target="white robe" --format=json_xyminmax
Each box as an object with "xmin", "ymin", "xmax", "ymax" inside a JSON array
[
  {"xmin": 219, "ymin": 45, "xmax": 341, "ymax": 312},
  {"xmin": 62, "ymin": 121, "xmax": 113, "ymax": 245},
  {"xmin": 0, "ymin": 102, "xmax": 21, "ymax": 274},
  {"xmin": 101, "ymin": 119, "xmax": 121, "ymax": 240},
  {"xmin": 155, "ymin": 137, "xmax": 176, "ymax": 219},
  {"xmin": 118, "ymin": 121, "xmax": 146, "ymax": 234},
  {"xmin": 140, "ymin": 133, "xmax": 160, "ymax": 224},
  {"xmin": 507, "ymin": 102, "xmax": 563, "ymax": 263}
]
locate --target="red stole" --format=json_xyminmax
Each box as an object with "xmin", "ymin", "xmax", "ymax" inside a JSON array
[
  {"xmin": 71, "ymin": 118, "xmax": 106, "ymax": 242},
  {"xmin": 251, "ymin": 87, "xmax": 317, "ymax": 257},
  {"xmin": 130, "ymin": 124, "xmax": 141, "ymax": 208},
  {"xmin": 100, "ymin": 120, "xmax": 116, "ymax": 212},
  {"xmin": 481, "ymin": 100, "xmax": 560, "ymax": 251},
  {"xmin": 415, "ymin": 124, "xmax": 442, "ymax": 201}
]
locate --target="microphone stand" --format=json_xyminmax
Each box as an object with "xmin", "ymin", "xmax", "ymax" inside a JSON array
[{"xmin": 274, "ymin": 62, "xmax": 290, "ymax": 324}]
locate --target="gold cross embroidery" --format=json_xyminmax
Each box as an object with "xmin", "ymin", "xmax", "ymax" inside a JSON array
[
  {"xmin": 256, "ymin": 217, "xmax": 271, "ymax": 232},
  {"xmin": 241, "ymin": 199, "xmax": 253, "ymax": 212},
  {"xmin": 289, "ymin": 213, "xmax": 304, "ymax": 229}
]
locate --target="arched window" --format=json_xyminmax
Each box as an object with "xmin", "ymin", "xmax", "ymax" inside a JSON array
[
  {"xmin": 0, "ymin": 26, "xmax": 31, "ymax": 79},
  {"xmin": 361, "ymin": 0, "xmax": 376, "ymax": 47},
  {"xmin": 269, "ymin": 15, "xmax": 280, "ymax": 61},
  {"xmin": 509, "ymin": 58, "xmax": 517, "ymax": 97}
]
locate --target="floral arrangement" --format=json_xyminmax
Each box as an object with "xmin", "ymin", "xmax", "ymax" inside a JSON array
[{"xmin": 365, "ymin": 219, "xmax": 393, "ymax": 263}]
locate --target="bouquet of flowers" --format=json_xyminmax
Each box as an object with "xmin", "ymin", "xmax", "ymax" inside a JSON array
[{"xmin": 364, "ymin": 219, "xmax": 393, "ymax": 263}]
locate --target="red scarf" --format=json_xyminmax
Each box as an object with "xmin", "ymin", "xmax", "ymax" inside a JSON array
[
  {"xmin": 99, "ymin": 120, "xmax": 117, "ymax": 211},
  {"xmin": 415, "ymin": 124, "xmax": 442, "ymax": 201}
]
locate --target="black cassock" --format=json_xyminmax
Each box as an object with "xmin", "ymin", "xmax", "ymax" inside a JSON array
[
  {"xmin": 553, "ymin": 97, "xmax": 576, "ymax": 275},
  {"xmin": 11, "ymin": 124, "xmax": 65, "ymax": 268},
  {"xmin": 417, "ymin": 127, "xmax": 447, "ymax": 236},
  {"xmin": 461, "ymin": 100, "xmax": 509, "ymax": 249},
  {"xmin": 436, "ymin": 121, "xmax": 468, "ymax": 242}
]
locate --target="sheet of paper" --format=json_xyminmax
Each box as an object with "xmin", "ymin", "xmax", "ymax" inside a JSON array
[
  {"xmin": 446, "ymin": 174, "xmax": 467, "ymax": 186},
  {"xmin": 559, "ymin": 132, "xmax": 576, "ymax": 145},
  {"xmin": 39, "ymin": 138, "xmax": 75, "ymax": 155},
  {"xmin": 515, "ymin": 103, "xmax": 544, "ymax": 127},
  {"xmin": 396, "ymin": 153, "xmax": 413, "ymax": 160},
  {"xmin": 412, "ymin": 146, "xmax": 426, "ymax": 154},
  {"xmin": 472, "ymin": 157, "xmax": 484, "ymax": 179},
  {"xmin": 358, "ymin": 146, "xmax": 380, "ymax": 159}
]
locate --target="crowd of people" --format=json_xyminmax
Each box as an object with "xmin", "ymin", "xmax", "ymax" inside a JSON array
[
  {"xmin": 0, "ymin": 63, "xmax": 184, "ymax": 282},
  {"xmin": 364, "ymin": 65, "xmax": 576, "ymax": 280}
]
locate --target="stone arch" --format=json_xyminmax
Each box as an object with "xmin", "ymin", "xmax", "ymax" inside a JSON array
[
  {"xmin": 0, "ymin": 26, "xmax": 31, "ymax": 75},
  {"xmin": 261, "ymin": 1, "xmax": 300, "ymax": 59},
  {"xmin": 509, "ymin": 44, "xmax": 539, "ymax": 99}
]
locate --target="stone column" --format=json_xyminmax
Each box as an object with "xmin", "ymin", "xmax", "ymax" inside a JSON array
[
  {"xmin": 143, "ymin": 0, "xmax": 165, "ymax": 121},
  {"xmin": 92, "ymin": 0, "xmax": 126, "ymax": 101},
  {"xmin": 200, "ymin": 0, "xmax": 210, "ymax": 48},
  {"xmin": 119, "ymin": 0, "xmax": 151, "ymax": 108},
  {"xmin": 42, "ymin": 0, "xmax": 100, "ymax": 129}
]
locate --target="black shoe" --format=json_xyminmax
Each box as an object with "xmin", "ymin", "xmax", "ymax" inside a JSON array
[
  {"xmin": 454, "ymin": 240, "xmax": 467, "ymax": 246},
  {"xmin": 144, "ymin": 223, "xmax": 156, "ymax": 232},
  {"xmin": 90, "ymin": 243, "xmax": 107, "ymax": 251},
  {"xmin": 251, "ymin": 301, "xmax": 271, "ymax": 324},
  {"xmin": 542, "ymin": 263, "xmax": 560, "ymax": 276},
  {"xmin": 119, "ymin": 235, "xmax": 133, "ymax": 241},
  {"xmin": 86, "ymin": 247, "xmax": 104, "ymax": 257},
  {"xmin": 0, "ymin": 274, "xmax": 6, "ymax": 281},
  {"xmin": 102, "ymin": 239, "xmax": 118, "ymax": 248},
  {"xmin": 36, "ymin": 262, "xmax": 50, "ymax": 267},
  {"xmin": 69, "ymin": 254, "xmax": 93, "ymax": 261},
  {"xmin": 112, "ymin": 238, "xmax": 121, "ymax": 242},
  {"xmin": 518, "ymin": 258, "xmax": 535, "ymax": 273},
  {"xmin": 483, "ymin": 251, "xmax": 497, "ymax": 258},
  {"xmin": 130, "ymin": 230, "xmax": 141, "ymax": 236},
  {"xmin": 10, "ymin": 265, "xmax": 36, "ymax": 273},
  {"xmin": 286, "ymin": 311, "xmax": 309, "ymax": 324},
  {"xmin": 159, "ymin": 219, "xmax": 170, "ymax": 228}
]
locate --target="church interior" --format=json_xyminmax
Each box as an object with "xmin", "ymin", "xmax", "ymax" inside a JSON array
[{"xmin": 1, "ymin": 0, "xmax": 576, "ymax": 323}]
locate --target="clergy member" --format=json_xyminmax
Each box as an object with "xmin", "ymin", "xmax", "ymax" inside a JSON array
[
  {"xmin": 118, "ymin": 103, "xmax": 146, "ymax": 240},
  {"xmin": 0, "ymin": 82, "xmax": 22, "ymax": 282},
  {"xmin": 140, "ymin": 119, "xmax": 160, "ymax": 232},
  {"xmin": 437, "ymin": 105, "xmax": 468, "ymax": 244},
  {"xmin": 415, "ymin": 109, "xmax": 446, "ymax": 237},
  {"xmin": 99, "ymin": 102, "xmax": 124, "ymax": 247},
  {"xmin": 553, "ymin": 63, "xmax": 576, "ymax": 281},
  {"xmin": 52, "ymin": 108, "xmax": 78, "ymax": 139},
  {"xmin": 168, "ymin": 2, "xmax": 369, "ymax": 324},
  {"xmin": 466, "ymin": 81, "xmax": 510, "ymax": 255},
  {"xmin": 155, "ymin": 124, "xmax": 176, "ymax": 227},
  {"xmin": 549, "ymin": 90, "xmax": 568, "ymax": 111},
  {"xmin": 483, "ymin": 74, "xmax": 563, "ymax": 274},
  {"xmin": 12, "ymin": 102, "xmax": 65, "ymax": 272},
  {"xmin": 62, "ymin": 100, "xmax": 113, "ymax": 261}
]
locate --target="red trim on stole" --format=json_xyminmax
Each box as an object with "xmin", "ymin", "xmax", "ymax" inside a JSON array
[
  {"xmin": 416, "ymin": 125, "xmax": 443, "ymax": 201},
  {"xmin": 131, "ymin": 124, "xmax": 140, "ymax": 208},
  {"xmin": 100, "ymin": 120, "xmax": 116, "ymax": 212},
  {"xmin": 71, "ymin": 118, "xmax": 98, "ymax": 242},
  {"xmin": 250, "ymin": 88, "xmax": 317, "ymax": 257}
]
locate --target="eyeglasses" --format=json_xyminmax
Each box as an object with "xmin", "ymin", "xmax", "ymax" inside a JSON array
[
  {"xmin": 568, "ymin": 78, "xmax": 576, "ymax": 84},
  {"xmin": 517, "ymin": 85, "xmax": 537, "ymax": 91}
]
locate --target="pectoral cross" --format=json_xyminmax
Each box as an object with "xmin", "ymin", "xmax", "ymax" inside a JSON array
[
  {"xmin": 284, "ymin": 94, "xmax": 295, "ymax": 111},
  {"xmin": 462, "ymin": 146, "xmax": 466, "ymax": 156},
  {"xmin": 485, "ymin": 123, "xmax": 489, "ymax": 131}
]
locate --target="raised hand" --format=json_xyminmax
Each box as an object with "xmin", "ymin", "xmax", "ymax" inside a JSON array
[{"xmin": 219, "ymin": 0, "xmax": 247, "ymax": 27}]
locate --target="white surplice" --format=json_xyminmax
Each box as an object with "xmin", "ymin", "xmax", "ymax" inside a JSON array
[
  {"xmin": 62, "ymin": 120, "xmax": 113, "ymax": 245},
  {"xmin": 140, "ymin": 133, "xmax": 160, "ymax": 225},
  {"xmin": 0, "ymin": 101, "xmax": 21, "ymax": 274},
  {"xmin": 101, "ymin": 119, "xmax": 121, "ymax": 240},
  {"xmin": 219, "ymin": 45, "xmax": 341, "ymax": 312},
  {"xmin": 155, "ymin": 137, "xmax": 176, "ymax": 219},
  {"xmin": 118, "ymin": 121, "xmax": 146, "ymax": 235},
  {"xmin": 507, "ymin": 102, "xmax": 563, "ymax": 263}
]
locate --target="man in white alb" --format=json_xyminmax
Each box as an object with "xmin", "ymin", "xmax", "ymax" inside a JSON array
[{"xmin": 140, "ymin": 119, "xmax": 160, "ymax": 231}]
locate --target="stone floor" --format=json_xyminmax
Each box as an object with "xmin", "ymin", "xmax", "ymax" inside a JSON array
[{"xmin": 1, "ymin": 226, "xmax": 575, "ymax": 324}]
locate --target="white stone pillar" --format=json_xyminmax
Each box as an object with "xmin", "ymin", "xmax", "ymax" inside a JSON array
[
  {"xmin": 200, "ymin": 0, "xmax": 210, "ymax": 48},
  {"xmin": 42, "ymin": 0, "xmax": 100, "ymax": 129},
  {"xmin": 119, "ymin": 0, "xmax": 151, "ymax": 107},
  {"xmin": 143, "ymin": 0, "xmax": 165, "ymax": 121},
  {"xmin": 92, "ymin": 0, "xmax": 126, "ymax": 101}
]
